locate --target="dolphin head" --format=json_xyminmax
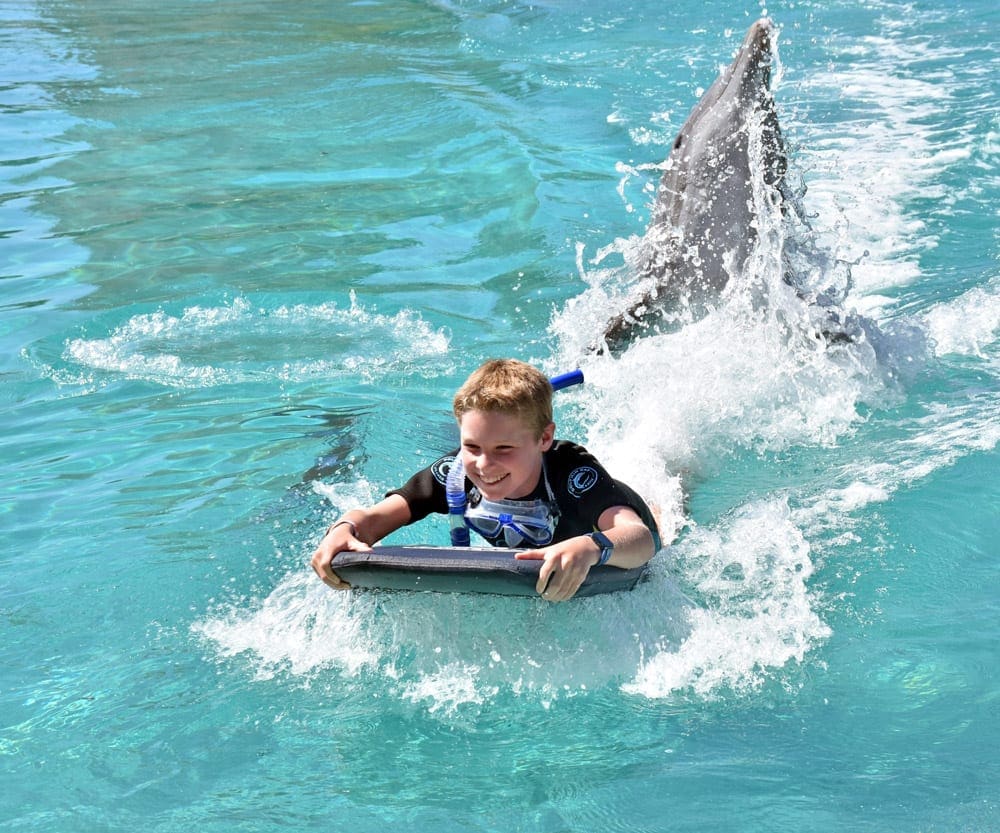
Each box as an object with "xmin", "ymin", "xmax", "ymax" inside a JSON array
[
  {"xmin": 599, "ymin": 18, "xmax": 788, "ymax": 352},
  {"xmin": 688, "ymin": 18, "xmax": 778, "ymax": 127},
  {"xmin": 649, "ymin": 17, "xmax": 784, "ymax": 233}
]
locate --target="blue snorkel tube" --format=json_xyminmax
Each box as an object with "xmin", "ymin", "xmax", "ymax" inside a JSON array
[
  {"xmin": 446, "ymin": 457, "xmax": 472, "ymax": 546},
  {"xmin": 447, "ymin": 369, "xmax": 584, "ymax": 546},
  {"xmin": 548, "ymin": 369, "xmax": 584, "ymax": 392}
]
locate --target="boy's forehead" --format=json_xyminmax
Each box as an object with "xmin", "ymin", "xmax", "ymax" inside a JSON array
[{"xmin": 458, "ymin": 408, "xmax": 535, "ymax": 437}]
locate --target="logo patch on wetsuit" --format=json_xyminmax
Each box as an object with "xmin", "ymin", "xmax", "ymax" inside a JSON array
[
  {"xmin": 567, "ymin": 466, "xmax": 599, "ymax": 497},
  {"xmin": 431, "ymin": 456, "xmax": 456, "ymax": 486}
]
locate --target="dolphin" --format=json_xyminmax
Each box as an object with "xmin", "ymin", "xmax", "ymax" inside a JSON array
[{"xmin": 600, "ymin": 18, "xmax": 791, "ymax": 350}]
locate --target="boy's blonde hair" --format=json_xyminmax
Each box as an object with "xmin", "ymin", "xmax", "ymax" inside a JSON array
[{"xmin": 453, "ymin": 359, "xmax": 553, "ymax": 438}]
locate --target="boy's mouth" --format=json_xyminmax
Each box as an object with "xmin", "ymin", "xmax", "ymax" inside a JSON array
[{"xmin": 478, "ymin": 472, "xmax": 509, "ymax": 487}]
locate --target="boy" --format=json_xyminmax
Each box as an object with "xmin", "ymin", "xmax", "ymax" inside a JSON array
[{"xmin": 311, "ymin": 359, "xmax": 660, "ymax": 601}]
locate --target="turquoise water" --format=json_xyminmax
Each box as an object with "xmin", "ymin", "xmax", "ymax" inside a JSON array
[{"xmin": 3, "ymin": 0, "xmax": 998, "ymax": 829}]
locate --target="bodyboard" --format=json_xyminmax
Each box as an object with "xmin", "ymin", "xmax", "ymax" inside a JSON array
[{"xmin": 330, "ymin": 545, "xmax": 647, "ymax": 597}]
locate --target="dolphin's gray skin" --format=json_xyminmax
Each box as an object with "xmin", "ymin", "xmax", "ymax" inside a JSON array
[{"xmin": 601, "ymin": 18, "xmax": 789, "ymax": 350}]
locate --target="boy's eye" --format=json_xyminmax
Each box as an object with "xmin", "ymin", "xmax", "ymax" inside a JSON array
[{"xmin": 463, "ymin": 444, "xmax": 514, "ymax": 454}]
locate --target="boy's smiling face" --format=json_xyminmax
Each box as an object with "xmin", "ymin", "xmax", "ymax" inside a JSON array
[{"xmin": 458, "ymin": 409, "xmax": 555, "ymax": 501}]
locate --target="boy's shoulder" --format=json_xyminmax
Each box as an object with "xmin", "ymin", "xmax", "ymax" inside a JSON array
[
  {"xmin": 546, "ymin": 439, "xmax": 607, "ymax": 482},
  {"xmin": 548, "ymin": 438, "xmax": 589, "ymax": 457},
  {"xmin": 548, "ymin": 438, "xmax": 597, "ymax": 460},
  {"xmin": 545, "ymin": 439, "xmax": 632, "ymax": 511}
]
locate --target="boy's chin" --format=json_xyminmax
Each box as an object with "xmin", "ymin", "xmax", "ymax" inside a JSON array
[{"xmin": 477, "ymin": 486, "xmax": 508, "ymax": 501}]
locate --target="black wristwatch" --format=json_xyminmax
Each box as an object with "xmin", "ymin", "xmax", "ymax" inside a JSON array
[{"xmin": 588, "ymin": 531, "xmax": 614, "ymax": 566}]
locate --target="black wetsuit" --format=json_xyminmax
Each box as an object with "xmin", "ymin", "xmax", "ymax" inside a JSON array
[{"xmin": 387, "ymin": 440, "xmax": 661, "ymax": 549}]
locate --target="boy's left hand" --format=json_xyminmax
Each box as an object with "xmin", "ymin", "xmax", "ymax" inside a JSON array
[{"xmin": 515, "ymin": 536, "xmax": 599, "ymax": 602}]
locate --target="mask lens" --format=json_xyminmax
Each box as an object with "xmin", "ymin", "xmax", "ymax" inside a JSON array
[
  {"xmin": 465, "ymin": 515, "xmax": 502, "ymax": 537},
  {"xmin": 465, "ymin": 501, "xmax": 558, "ymax": 547},
  {"xmin": 504, "ymin": 521, "xmax": 552, "ymax": 547}
]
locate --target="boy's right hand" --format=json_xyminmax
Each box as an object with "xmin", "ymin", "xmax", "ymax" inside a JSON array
[{"xmin": 310, "ymin": 521, "xmax": 371, "ymax": 590}]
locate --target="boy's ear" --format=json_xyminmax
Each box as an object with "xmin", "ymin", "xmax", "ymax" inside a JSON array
[{"xmin": 539, "ymin": 422, "xmax": 555, "ymax": 451}]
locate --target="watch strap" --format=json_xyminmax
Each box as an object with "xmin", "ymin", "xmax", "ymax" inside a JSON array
[{"xmin": 589, "ymin": 530, "xmax": 614, "ymax": 566}]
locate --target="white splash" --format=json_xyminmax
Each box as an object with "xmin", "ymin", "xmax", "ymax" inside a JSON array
[
  {"xmin": 194, "ymin": 557, "xmax": 695, "ymax": 713},
  {"xmin": 62, "ymin": 293, "xmax": 450, "ymax": 389},
  {"xmin": 625, "ymin": 500, "xmax": 831, "ymax": 698},
  {"xmin": 192, "ymin": 572, "xmax": 383, "ymax": 681},
  {"xmin": 922, "ymin": 276, "xmax": 1000, "ymax": 359}
]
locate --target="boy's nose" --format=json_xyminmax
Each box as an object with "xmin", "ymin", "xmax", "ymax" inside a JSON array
[{"xmin": 473, "ymin": 452, "xmax": 496, "ymax": 473}]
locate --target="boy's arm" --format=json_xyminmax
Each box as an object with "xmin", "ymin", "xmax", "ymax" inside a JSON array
[
  {"xmin": 515, "ymin": 505, "xmax": 655, "ymax": 602},
  {"xmin": 593, "ymin": 505, "xmax": 656, "ymax": 568},
  {"xmin": 310, "ymin": 494, "xmax": 412, "ymax": 590}
]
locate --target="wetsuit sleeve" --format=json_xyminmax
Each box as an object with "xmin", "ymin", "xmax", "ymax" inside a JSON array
[
  {"xmin": 384, "ymin": 453, "xmax": 454, "ymax": 523},
  {"xmin": 549, "ymin": 441, "xmax": 662, "ymax": 549}
]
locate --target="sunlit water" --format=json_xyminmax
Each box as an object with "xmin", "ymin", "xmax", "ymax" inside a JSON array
[{"xmin": 3, "ymin": 1, "xmax": 998, "ymax": 830}]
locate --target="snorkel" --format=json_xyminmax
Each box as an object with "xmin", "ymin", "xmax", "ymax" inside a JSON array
[
  {"xmin": 447, "ymin": 369, "xmax": 583, "ymax": 546},
  {"xmin": 548, "ymin": 369, "xmax": 584, "ymax": 392}
]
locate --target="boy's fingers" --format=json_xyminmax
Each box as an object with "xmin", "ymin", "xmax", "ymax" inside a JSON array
[
  {"xmin": 311, "ymin": 531, "xmax": 374, "ymax": 591},
  {"xmin": 321, "ymin": 560, "xmax": 352, "ymax": 590},
  {"xmin": 311, "ymin": 547, "xmax": 351, "ymax": 590},
  {"xmin": 514, "ymin": 549, "xmax": 545, "ymax": 561},
  {"xmin": 325, "ymin": 573, "xmax": 350, "ymax": 590},
  {"xmin": 513, "ymin": 549, "xmax": 552, "ymax": 595},
  {"xmin": 536, "ymin": 559, "xmax": 556, "ymax": 597}
]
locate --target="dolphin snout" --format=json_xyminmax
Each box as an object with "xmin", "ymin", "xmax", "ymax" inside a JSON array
[{"xmin": 729, "ymin": 18, "xmax": 777, "ymax": 98}]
